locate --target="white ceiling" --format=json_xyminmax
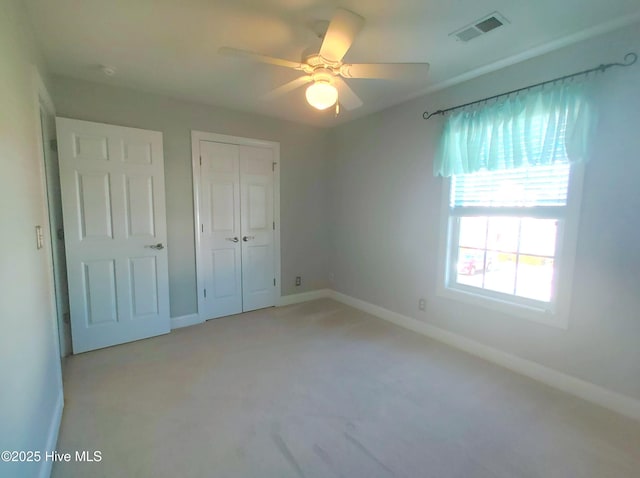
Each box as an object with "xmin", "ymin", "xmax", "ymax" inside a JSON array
[{"xmin": 25, "ymin": 0, "xmax": 640, "ymax": 127}]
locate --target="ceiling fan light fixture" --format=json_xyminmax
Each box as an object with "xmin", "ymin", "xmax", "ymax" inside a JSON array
[{"xmin": 305, "ymin": 80, "xmax": 338, "ymax": 110}]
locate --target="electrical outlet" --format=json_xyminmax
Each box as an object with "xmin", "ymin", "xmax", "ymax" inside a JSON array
[
  {"xmin": 418, "ymin": 298, "xmax": 426, "ymax": 311},
  {"xmin": 295, "ymin": 276, "xmax": 302, "ymax": 286}
]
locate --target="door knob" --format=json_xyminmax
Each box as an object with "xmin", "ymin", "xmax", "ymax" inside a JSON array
[
  {"xmin": 226, "ymin": 237, "xmax": 239, "ymax": 243},
  {"xmin": 145, "ymin": 243, "xmax": 164, "ymax": 250},
  {"xmin": 242, "ymin": 236, "xmax": 255, "ymax": 242}
]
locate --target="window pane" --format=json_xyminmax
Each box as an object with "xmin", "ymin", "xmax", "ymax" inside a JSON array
[
  {"xmin": 456, "ymin": 247, "xmax": 486, "ymax": 288},
  {"xmin": 519, "ymin": 219, "xmax": 557, "ymax": 256},
  {"xmin": 483, "ymin": 253, "xmax": 517, "ymax": 295},
  {"xmin": 458, "ymin": 217, "xmax": 487, "ymax": 249},
  {"xmin": 452, "ymin": 215, "xmax": 559, "ymax": 304},
  {"xmin": 515, "ymin": 256, "xmax": 555, "ymax": 302},
  {"xmin": 487, "ymin": 217, "xmax": 520, "ymax": 253}
]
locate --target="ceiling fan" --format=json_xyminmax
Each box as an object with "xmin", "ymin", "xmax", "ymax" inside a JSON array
[{"xmin": 219, "ymin": 8, "xmax": 430, "ymax": 114}]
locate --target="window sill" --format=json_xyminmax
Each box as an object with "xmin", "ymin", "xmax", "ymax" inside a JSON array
[{"xmin": 436, "ymin": 284, "xmax": 568, "ymax": 330}]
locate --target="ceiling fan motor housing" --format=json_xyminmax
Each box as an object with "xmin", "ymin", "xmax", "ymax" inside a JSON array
[
  {"xmin": 311, "ymin": 67, "xmax": 336, "ymax": 83},
  {"xmin": 304, "ymin": 54, "xmax": 341, "ymax": 73}
]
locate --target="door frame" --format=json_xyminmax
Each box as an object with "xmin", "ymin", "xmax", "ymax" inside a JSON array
[
  {"xmin": 36, "ymin": 84, "xmax": 73, "ymax": 358},
  {"xmin": 31, "ymin": 67, "xmax": 65, "ymax": 368},
  {"xmin": 191, "ymin": 131, "xmax": 281, "ymax": 322}
]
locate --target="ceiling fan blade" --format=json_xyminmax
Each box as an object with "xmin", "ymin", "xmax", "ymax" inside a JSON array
[
  {"xmin": 219, "ymin": 47, "xmax": 303, "ymax": 70},
  {"xmin": 335, "ymin": 77, "xmax": 363, "ymax": 111},
  {"xmin": 319, "ymin": 8, "xmax": 365, "ymax": 63},
  {"xmin": 341, "ymin": 63, "xmax": 430, "ymax": 80},
  {"xmin": 263, "ymin": 76, "xmax": 312, "ymax": 101}
]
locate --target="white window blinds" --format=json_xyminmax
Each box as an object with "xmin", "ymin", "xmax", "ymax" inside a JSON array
[{"xmin": 451, "ymin": 163, "xmax": 571, "ymax": 208}]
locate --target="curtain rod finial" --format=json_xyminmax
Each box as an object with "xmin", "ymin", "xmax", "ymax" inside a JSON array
[
  {"xmin": 423, "ymin": 110, "xmax": 444, "ymax": 120},
  {"xmin": 623, "ymin": 52, "xmax": 637, "ymax": 66}
]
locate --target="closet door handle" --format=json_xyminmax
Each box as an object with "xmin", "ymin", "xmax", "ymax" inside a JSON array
[
  {"xmin": 242, "ymin": 236, "xmax": 255, "ymax": 242},
  {"xmin": 145, "ymin": 243, "xmax": 164, "ymax": 250},
  {"xmin": 226, "ymin": 237, "xmax": 239, "ymax": 243}
]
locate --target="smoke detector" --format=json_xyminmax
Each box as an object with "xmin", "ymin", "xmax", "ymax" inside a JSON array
[
  {"xmin": 101, "ymin": 65, "xmax": 117, "ymax": 77},
  {"xmin": 451, "ymin": 12, "xmax": 509, "ymax": 42}
]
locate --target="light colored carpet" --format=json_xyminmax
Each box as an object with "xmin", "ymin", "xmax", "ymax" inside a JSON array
[{"xmin": 53, "ymin": 299, "xmax": 640, "ymax": 478}]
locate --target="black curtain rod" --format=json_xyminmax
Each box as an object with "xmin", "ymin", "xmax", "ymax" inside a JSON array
[{"xmin": 422, "ymin": 52, "xmax": 637, "ymax": 120}]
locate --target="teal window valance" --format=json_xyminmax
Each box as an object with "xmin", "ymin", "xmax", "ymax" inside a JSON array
[{"xmin": 434, "ymin": 82, "xmax": 596, "ymax": 177}]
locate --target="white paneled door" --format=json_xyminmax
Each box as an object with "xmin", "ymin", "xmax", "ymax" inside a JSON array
[
  {"xmin": 57, "ymin": 118, "xmax": 170, "ymax": 353},
  {"xmin": 199, "ymin": 141, "xmax": 243, "ymax": 318},
  {"xmin": 240, "ymin": 146, "xmax": 276, "ymax": 312},
  {"xmin": 197, "ymin": 138, "xmax": 276, "ymax": 319}
]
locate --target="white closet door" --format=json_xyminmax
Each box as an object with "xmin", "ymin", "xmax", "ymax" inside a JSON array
[
  {"xmin": 199, "ymin": 141, "xmax": 243, "ymax": 319},
  {"xmin": 196, "ymin": 138, "xmax": 276, "ymax": 318},
  {"xmin": 240, "ymin": 146, "xmax": 276, "ymax": 312},
  {"xmin": 57, "ymin": 118, "xmax": 170, "ymax": 353}
]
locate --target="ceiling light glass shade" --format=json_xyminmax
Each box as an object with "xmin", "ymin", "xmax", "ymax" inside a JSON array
[{"xmin": 305, "ymin": 81, "xmax": 338, "ymax": 110}]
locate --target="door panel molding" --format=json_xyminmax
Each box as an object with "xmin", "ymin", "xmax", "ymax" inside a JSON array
[{"xmin": 191, "ymin": 131, "xmax": 281, "ymax": 323}]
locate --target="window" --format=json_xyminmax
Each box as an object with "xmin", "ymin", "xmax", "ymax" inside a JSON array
[
  {"xmin": 435, "ymin": 84, "xmax": 592, "ymax": 328},
  {"xmin": 440, "ymin": 161, "xmax": 582, "ymax": 327}
]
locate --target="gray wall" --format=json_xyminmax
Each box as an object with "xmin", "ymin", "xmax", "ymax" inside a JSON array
[
  {"xmin": 328, "ymin": 24, "xmax": 640, "ymax": 401},
  {"xmin": 0, "ymin": 1, "xmax": 63, "ymax": 476},
  {"xmin": 52, "ymin": 77, "xmax": 330, "ymax": 317}
]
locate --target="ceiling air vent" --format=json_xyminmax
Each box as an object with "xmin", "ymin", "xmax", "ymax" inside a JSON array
[{"xmin": 451, "ymin": 12, "xmax": 509, "ymax": 42}]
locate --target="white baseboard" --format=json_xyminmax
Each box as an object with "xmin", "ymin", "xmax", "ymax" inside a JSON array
[
  {"xmin": 170, "ymin": 290, "xmax": 332, "ymax": 330},
  {"xmin": 39, "ymin": 389, "xmax": 64, "ymax": 478},
  {"xmin": 327, "ymin": 290, "xmax": 640, "ymax": 422},
  {"xmin": 171, "ymin": 313, "xmax": 203, "ymax": 330},
  {"xmin": 277, "ymin": 289, "xmax": 331, "ymax": 307}
]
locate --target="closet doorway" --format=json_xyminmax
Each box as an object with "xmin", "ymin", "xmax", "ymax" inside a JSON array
[{"xmin": 192, "ymin": 132, "xmax": 280, "ymax": 320}]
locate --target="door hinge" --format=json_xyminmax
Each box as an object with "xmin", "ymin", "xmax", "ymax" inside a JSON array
[
  {"xmin": 273, "ymin": 278, "xmax": 276, "ymax": 286},
  {"xmin": 200, "ymin": 155, "xmax": 202, "ymax": 166},
  {"xmin": 50, "ymin": 139, "xmax": 58, "ymax": 153},
  {"xmin": 272, "ymin": 162, "xmax": 276, "ymax": 172},
  {"xmin": 201, "ymin": 224, "xmax": 204, "ymax": 233},
  {"xmin": 273, "ymin": 221, "xmax": 275, "ymax": 230},
  {"xmin": 204, "ymin": 288, "xmax": 207, "ymax": 298}
]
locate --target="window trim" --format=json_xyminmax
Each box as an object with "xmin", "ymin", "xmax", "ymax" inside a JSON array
[{"xmin": 436, "ymin": 163, "xmax": 585, "ymax": 329}]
